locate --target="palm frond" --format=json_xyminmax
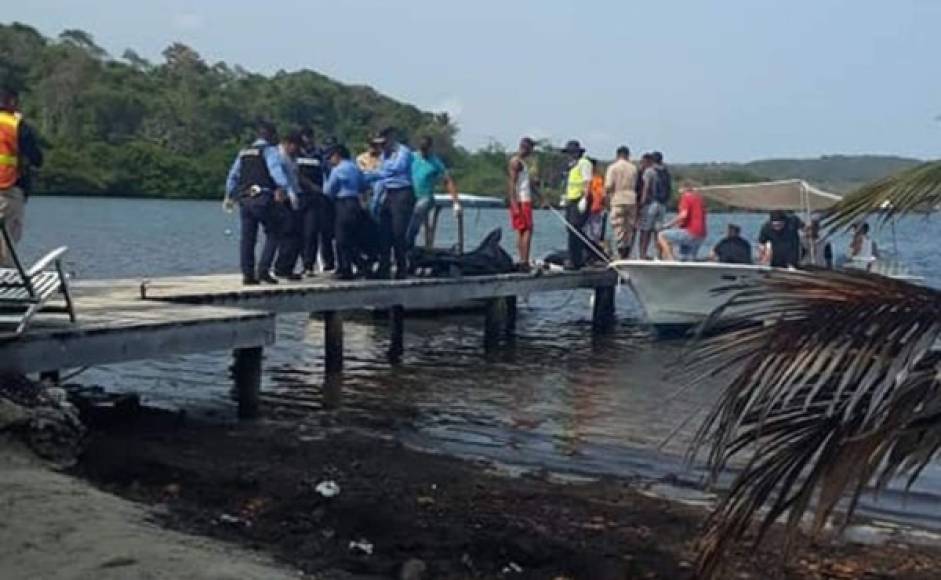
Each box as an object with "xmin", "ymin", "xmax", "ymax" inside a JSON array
[
  {"xmin": 685, "ymin": 268, "xmax": 941, "ymax": 579},
  {"xmin": 823, "ymin": 160, "xmax": 941, "ymax": 230}
]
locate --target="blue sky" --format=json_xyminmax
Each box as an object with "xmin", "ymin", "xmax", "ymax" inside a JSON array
[{"xmin": 7, "ymin": 0, "xmax": 940, "ymax": 162}]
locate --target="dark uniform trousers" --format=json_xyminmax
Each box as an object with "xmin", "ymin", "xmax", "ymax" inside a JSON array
[
  {"xmin": 566, "ymin": 203, "xmax": 589, "ymax": 269},
  {"xmin": 303, "ymin": 193, "xmax": 336, "ymax": 272},
  {"xmin": 273, "ymin": 196, "xmax": 307, "ymax": 276},
  {"xmin": 240, "ymin": 193, "xmax": 280, "ymax": 279},
  {"xmin": 334, "ymin": 197, "xmax": 365, "ymax": 276},
  {"xmin": 377, "ymin": 187, "xmax": 415, "ymax": 278}
]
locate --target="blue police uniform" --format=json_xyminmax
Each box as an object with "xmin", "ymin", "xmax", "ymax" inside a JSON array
[{"xmin": 224, "ymin": 138, "xmax": 296, "ymax": 282}]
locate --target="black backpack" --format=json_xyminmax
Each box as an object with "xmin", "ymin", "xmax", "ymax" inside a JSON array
[{"xmin": 653, "ymin": 166, "xmax": 672, "ymax": 204}]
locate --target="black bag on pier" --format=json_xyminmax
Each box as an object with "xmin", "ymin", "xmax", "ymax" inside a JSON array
[{"xmin": 409, "ymin": 228, "xmax": 514, "ymax": 277}]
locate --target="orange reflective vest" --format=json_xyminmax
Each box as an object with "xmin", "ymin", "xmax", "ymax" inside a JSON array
[
  {"xmin": 0, "ymin": 111, "xmax": 20, "ymax": 189},
  {"xmin": 589, "ymin": 175, "xmax": 605, "ymax": 213}
]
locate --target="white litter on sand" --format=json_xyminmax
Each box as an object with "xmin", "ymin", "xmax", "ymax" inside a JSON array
[
  {"xmin": 348, "ymin": 539, "xmax": 374, "ymax": 556},
  {"xmin": 315, "ymin": 480, "xmax": 341, "ymax": 498}
]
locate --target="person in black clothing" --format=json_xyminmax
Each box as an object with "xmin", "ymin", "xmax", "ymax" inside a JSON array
[
  {"xmin": 271, "ymin": 131, "xmax": 305, "ymax": 280},
  {"xmin": 800, "ymin": 219, "xmax": 834, "ymax": 268},
  {"xmin": 0, "ymin": 86, "xmax": 44, "ymax": 268},
  {"xmin": 224, "ymin": 121, "xmax": 296, "ymax": 285},
  {"xmin": 710, "ymin": 224, "xmax": 753, "ymax": 264},
  {"xmin": 758, "ymin": 210, "xmax": 803, "ymax": 268},
  {"xmin": 298, "ymin": 127, "xmax": 336, "ymax": 276}
]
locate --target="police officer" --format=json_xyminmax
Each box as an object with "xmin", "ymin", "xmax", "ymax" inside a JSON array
[
  {"xmin": 272, "ymin": 131, "xmax": 304, "ymax": 280},
  {"xmin": 224, "ymin": 121, "xmax": 298, "ymax": 285},
  {"xmin": 364, "ymin": 127, "xmax": 414, "ymax": 279},
  {"xmin": 323, "ymin": 144, "xmax": 367, "ymax": 280},
  {"xmin": 297, "ymin": 127, "xmax": 336, "ymax": 276}
]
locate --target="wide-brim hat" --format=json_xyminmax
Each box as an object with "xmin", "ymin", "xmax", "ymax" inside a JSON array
[{"xmin": 560, "ymin": 139, "xmax": 584, "ymax": 154}]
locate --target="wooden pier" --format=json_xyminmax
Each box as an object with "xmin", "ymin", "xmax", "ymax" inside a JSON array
[{"xmin": 0, "ymin": 269, "xmax": 619, "ymax": 418}]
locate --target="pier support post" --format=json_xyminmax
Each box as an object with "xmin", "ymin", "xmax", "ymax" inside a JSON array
[
  {"xmin": 323, "ymin": 311, "xmax": 343, "ymax": 374},
  {"xmin": 233, "ymin": 346, "xmax": 262, "ymax": 420},
  {"xmin": 484, "ymin": 297, "xmax": 507, "ymax": 351},
  {"xmin": 388, "ymin": 306, "xmax": 405, "ymax": 363},
  {"xmin": 505, "ymin": 296, "xmax": 517, "ymax": 337},
  {"xmin": 592, "ymin": 286, "xmax": 616, "ymax": 334}
]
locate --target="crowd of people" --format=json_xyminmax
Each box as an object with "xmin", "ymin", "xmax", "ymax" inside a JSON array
[
  {"xmin": 0, "ymin": 85, "xmax": 882, "ymax": 281},
  {"xmin": 224, "ymin": 123, "xmax": 460, "ymax": 284},
  {"xmin": 706, "ymin": 212, "xmax": 881, "ymax": 269},
  {"xmin": 225, "ymin": 125, "xmax": 713, "ymax": 283},
  {"xmin": 554, "ymin": 140, "xmax": 705, "ymax": 269}
]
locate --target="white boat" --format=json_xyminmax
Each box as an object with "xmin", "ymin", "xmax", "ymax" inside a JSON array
[{"xmin": 611, "ymin": 179, "xmax": 919, "ymax": 335}]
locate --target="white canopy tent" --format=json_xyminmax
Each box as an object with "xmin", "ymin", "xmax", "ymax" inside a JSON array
[{"xmin": 698, "ymin": 179, "xmax": 842, "ymax": 213}]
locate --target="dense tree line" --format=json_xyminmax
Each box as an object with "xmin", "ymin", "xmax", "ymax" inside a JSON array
[
  {"xmin": 2, "ymin": 22, "xmax": 914, "ymax": 201},
  {"xmin": 1, "ymin": 23, "xmax": 466, "ymax": 198},
  {"xmin": 0, "ymin": 22, "xmax": 582, "ymax": 200}
]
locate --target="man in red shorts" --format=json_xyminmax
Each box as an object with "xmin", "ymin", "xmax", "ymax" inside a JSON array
[{"xmin": 507, "ymin": 137, "xmax": 538, "ymax": 271}]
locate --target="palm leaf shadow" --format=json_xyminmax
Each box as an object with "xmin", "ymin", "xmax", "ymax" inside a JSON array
[{"xmin": 682, "ymin": 268, "xmax": 941, "ymax": 578}]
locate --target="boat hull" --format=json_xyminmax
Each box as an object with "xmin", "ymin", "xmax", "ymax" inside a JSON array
[
  {"xmin": 615, "ymin": 258, "xmax": 925, "ymax": 337},
  {"xmin": 612, "ymin": 260, "xmax": 772, "ymax": 333}
]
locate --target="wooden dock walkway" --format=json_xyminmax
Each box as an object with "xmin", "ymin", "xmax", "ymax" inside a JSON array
[{"xmin": 0, "ymin": 269, "xmax": 619, "ymax": 418}]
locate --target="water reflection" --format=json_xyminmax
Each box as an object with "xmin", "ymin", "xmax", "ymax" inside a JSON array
[{"xmin": 18, "ymin": 197, "xmax": 941, "ymax": 530}]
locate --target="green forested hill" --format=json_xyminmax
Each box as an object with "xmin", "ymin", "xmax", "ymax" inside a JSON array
[
  {"xmin": 0, "ymin": 22, "xmax": 925, "ymax": 200},
  {"xmin": 678, "ymin": 155, "xmax": 923, "ymax": 193},
  {"xmin": 0, "ymin": 22, "xmax": 458, "ymax": 198}
]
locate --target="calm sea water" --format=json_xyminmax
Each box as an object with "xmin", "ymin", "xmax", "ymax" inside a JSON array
[{"xmin": 20, "ymin": 195, "xmax": 941, "ymax": 529}]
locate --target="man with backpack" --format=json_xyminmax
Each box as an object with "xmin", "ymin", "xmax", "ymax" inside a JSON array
[{"xmin": 637, "ymin": 151, "xmax": 672, "ymax": 259}]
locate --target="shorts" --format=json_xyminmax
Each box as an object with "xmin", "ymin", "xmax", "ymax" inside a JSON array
[
  {"xmin": 661, "ymin": 227, "xmax": 704, "ymax": 261},
  {"xmin": 637, "ymin": 201, "xmax": 665, "ymax": 232},
  {"xmin": 510, "ymin": 201, "xmax": 533, "ymax": 232}
]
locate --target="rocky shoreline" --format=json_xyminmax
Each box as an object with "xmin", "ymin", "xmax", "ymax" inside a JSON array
[
  {"xmin": 74, "ymin": 408, "xmax": 941, "ymax": 579},
  {"xmin": 3, "ymin": 376, "xmax": 941, "ymax": 579}
]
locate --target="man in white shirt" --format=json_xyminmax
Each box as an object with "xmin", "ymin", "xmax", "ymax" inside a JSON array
[{"xmin": 507, "ymin": 137, "xmax": 538, "ymax": 270}]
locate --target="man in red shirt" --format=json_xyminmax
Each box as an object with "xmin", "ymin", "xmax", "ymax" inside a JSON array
[{"xmin": 657, "ymin": 181, "xmax": 707, "ymax": 261}]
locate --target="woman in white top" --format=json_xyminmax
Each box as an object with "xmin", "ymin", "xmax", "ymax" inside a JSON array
[{"xmin": 849, "ymin": 222, "xmax": 878, "ymax": 261}]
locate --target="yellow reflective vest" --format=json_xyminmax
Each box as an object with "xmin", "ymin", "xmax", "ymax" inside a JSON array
[{"xmin": 565, "ymin": 156, "xmax": 592, "ymax": 201}]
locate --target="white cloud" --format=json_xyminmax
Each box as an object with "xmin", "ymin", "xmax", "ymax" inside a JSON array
[{"xmin": 172, "ymin": 12, "xmax": 204, "ymax": 31}]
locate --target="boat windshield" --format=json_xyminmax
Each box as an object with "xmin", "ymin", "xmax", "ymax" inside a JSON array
[{"xmin": 433, "ymin": 193, "xmax": 505, "ymax": 209}]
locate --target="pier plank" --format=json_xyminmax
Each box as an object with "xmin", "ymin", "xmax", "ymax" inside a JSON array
[
  {"xmin": 0, "ymin": 297, "xmax": 275, "ymax": 375},
  {"xmin": 136, "ymin": 269, "xmax": 619, "ymax": 313}
]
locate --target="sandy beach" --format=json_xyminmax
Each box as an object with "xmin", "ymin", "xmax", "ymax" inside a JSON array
[{"xmin": 0, "ymin": 439, "xmax": 299, "ymax": 580}]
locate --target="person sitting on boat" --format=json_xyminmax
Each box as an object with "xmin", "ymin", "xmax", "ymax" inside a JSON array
[
  {"xmin": 800, "ymin": 219, "xmax": 833, "ymax": 268},
  {"xmin": 709, "ymin": 223, "xmax": 752, "ymax": 264},
  {"xmin": 849, "ymin": 222, "xmax": 879, "ymax": 262},
  {"xmin": 758, "ymin": 210, "xmax": 803, "ymax": 268},
  {"xmin": 657, "ymin": 181, "xmax": 706, "ymax": 261}
]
